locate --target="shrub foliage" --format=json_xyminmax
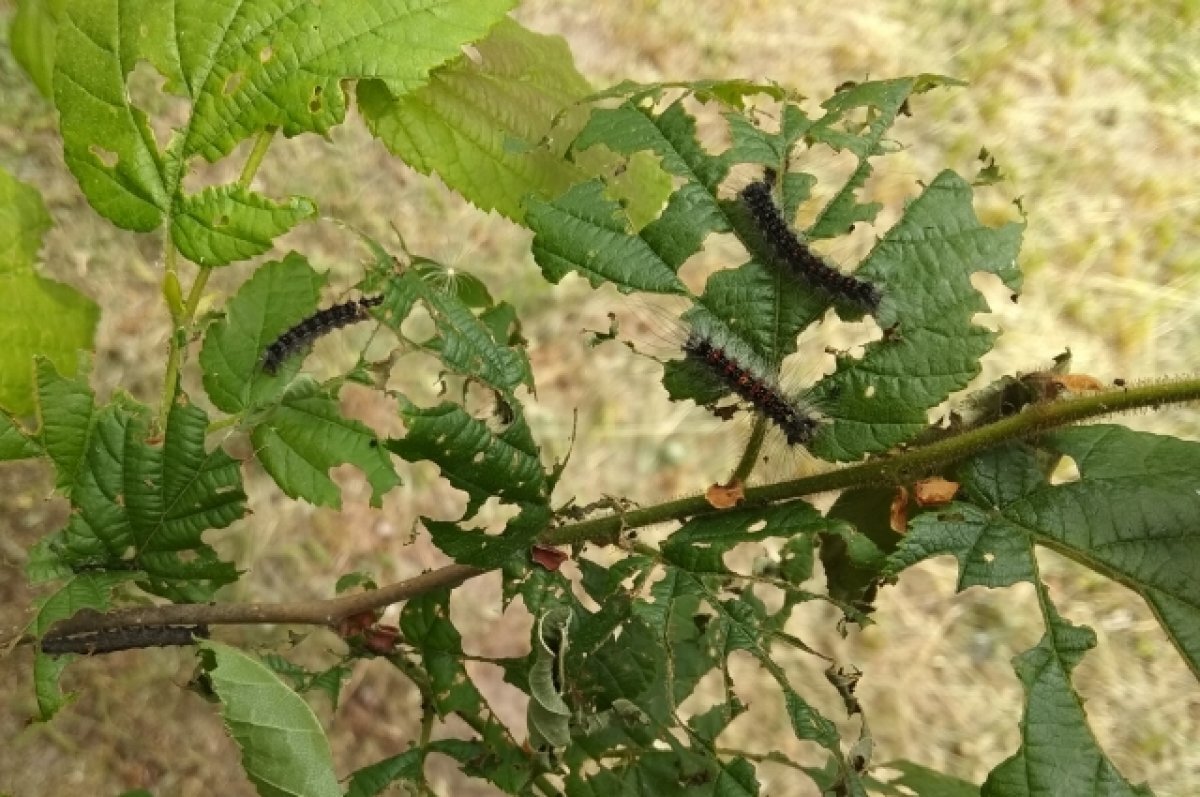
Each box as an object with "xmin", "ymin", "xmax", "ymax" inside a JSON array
[{"xmin": 3, "ymin": 1, "xmax": 1198, "ymax": 795}]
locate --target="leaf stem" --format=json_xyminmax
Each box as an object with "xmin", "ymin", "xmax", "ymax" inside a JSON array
[
  {"xmin": 239, "ymin": 126, "xmax": 278, "ymax": 189},
  {"xmin": 729, "ymin": 415, "xmax": 769, "ymax": 484},
  {"xmin": 157, "ymin": 126, "xmax": 278, "ymax": 427},
  {"xmin": 157, "ymin": 241, "xmax": 184, "ymax": 426}
]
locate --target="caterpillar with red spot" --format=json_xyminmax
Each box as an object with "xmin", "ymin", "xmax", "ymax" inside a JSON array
[
  {"xmin": 261, "ymin": 295, "xmax": 384, "ymax": 375},
  {"xmin": 682, "ymin": 330, "xmax": 820, "ymax": 447},
  {"xmin": 739, "ymin": 172, "xmax": 882, "ymax": 312}
]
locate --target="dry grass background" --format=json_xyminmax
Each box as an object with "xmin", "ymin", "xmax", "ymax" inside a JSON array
[{"xmin": 1, "ymin": 0, "xmax": 1198, "ymax": 795}]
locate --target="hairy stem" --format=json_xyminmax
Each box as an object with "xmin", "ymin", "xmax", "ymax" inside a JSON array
[
  {"xmin": 729, "ymin": 415, "xmax": 770, "ymax": 484},
  {"xmin": 27, "ymin": 375, "xmax": 1200, "ymax": 647}
]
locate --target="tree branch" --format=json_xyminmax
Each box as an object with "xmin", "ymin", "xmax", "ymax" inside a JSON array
[
  {"xmin": 21, "ymin": 375, "xmax": 1199, "ymax": 649},
  {"xmin": 38, "ymin": 564, "xmax": 481, "ymax": 642}
]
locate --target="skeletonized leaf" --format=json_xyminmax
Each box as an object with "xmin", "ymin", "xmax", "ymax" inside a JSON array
[
  {"xmin": 344, "ymin": 750, "xmax": 421, "ymax": 797},
  {"xmin": 424, "ymin": 502, "xmax": 550, "ymax": 569},
  {"xmin": 200, "ymin": 640, "xmax": 341, "ymax": 797},
  {"xmin": 867, "ymin": 760, "xmax": 980, "ymax": 796},
  {"xmin": 0, "ymin": 168, "xmax": 97, "ymax": 414},
  {"xmin": 398, "ymin": 590, "xmax": 534, "ymax": 793},
  {"xmin": 373, "ymin": 266, "xmax": 533, "ymax": 394},
  {"xmin": 528, "ymin": 80, "xmax": 1022, "ymax": 462},
  {"xmin": 982, "ymin": 593, "xmax": 1152, "ymax": 797},
  {"xmin": 662, "ymin": 501, "xmax": 843, "ymax": 573},
  {"xmin": 251, "ymin": 378, "xmax": 399, "ymax": 509},
  {"xmin": 807, "ymin": 170, "xmax": 1024, "ymax": 459},
  {"xmin": 388, "ymin": 398, "xmax": 546, "ymax": 518},
  {"xmin": 360, "ymin": 18, "xmax": 591, "ymax": 222}
]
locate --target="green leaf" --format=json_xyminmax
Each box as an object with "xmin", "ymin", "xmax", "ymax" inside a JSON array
[
  {"xmin": 527, "ymin": 179, "xmax": 691, "ymax": 294},
  {"xmin": 529, "ymin": 94, "xmax": 735, "ymax": 294},
  {"xmin": 388, "ymin": 398, "xmax": 546, "ymax": 518},
  {"xmin": 528, "ymin": 606, "xmax": 573, "ymax": 751},
  {"xmin": 344, "ymin": 749, "xmax": 421, "ymax": 797},
  {"xmin": 529, "ymin": 81, "xmax": 1022, "ymax": 462},
  {"xmin": 33, "ymin": 357, "xmax": 95, "ymax": 494},
  {"xmin": 251, "ymin": 378, "xmax": 399, "ymax": 509},
  {"xmin": 373, "ymin": 267, "xmax": 533, "ymax": 394},
  {"xmin": 426, "ymin": 739, "xmax": 534, "ymax": 794},
  {"xmin": 806, "ymin": 76, "xmax": 963, "ymax": 239},
  {"xmin": 0, "ymin": 412, "xmax": 39, "ymax": 460},
  {"xmin": 807, "ymin": 169, "xmax": 1024, "ymax": 460},
  {"xmin": 632, "ymin": 566, "xmax": 717, "ymax": 708},
  {"xmin": 30, "ymin": 570, "xmax": 141, "ymax": 637},
  {"xmin": 10, "ymin": 0, "xmax": 64, "ymax": 97},
  {"xmin": 33, "ymin": 652, "xmax": 74, "ymax": 721},
  {"xmin": 566, "ymin": 750, "xmax": 760, "ymax": 797},
  {"xmin": 424, "ymin": 502, "xmax": 550, "ymax": 569},
  {"xmin": 0, "ymin": 167, "xmax": 98, "ymax": 414},
  {"xmin": 889, "ymin": 427, "xmax": 1200, "ymax": 678},
  {"xmin": 399, "ymin": 589, "xmax": 481, "ymax": 716},
  {"xmin": 571, "ymin": 615, "xmax": 661, "ymax": 712},
  {"xmin": 867, "ymin": 760, "xmax": 980, "ymax": 797},
  {"xmin": 24, "ymin": 535, "xmax": 73, "ymax": 584},
  {"xmin": 28, "ymin": 570, "xmax": 141, "ymax": 720},
  {"xmin": 982, "ymin": 593, "xmax": 1152, "ymax": 797},
  {"xmin": 171, "ymin": 186, "xmax": 316, "ymax": 267},
  {"xmin": 398, "ymin": 589, "xmax": 532, "ymax": 790},
  {"xmin": 53, "ymin": 0, "xmax": 514, "ymax": 246},
  {"xmin": 45, "ymin": 391, "xmax": 244, "ymax": 602},
  {"xmin": 200, "ymin": 253, "xmax": 326, "ymax": 414},
  {"xmin": 688, "ymin": 696, "xmax": 748, "ymax": 744},
  {"xmin": 261, "ymin": 654, "xmax": 351, "ymax": 709},
  {"xmin": 199, "ymin": 640, "xmax": 341, "ymax": 797},
  {"xmin": 661, "ymin": 500, "xmax": 840, "ymax": 574},
  {"xmin": 359, "ymin": 18, "xmax": 591, "ymax": 222}
]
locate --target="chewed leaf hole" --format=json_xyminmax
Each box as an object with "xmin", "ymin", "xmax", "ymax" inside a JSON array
[
  {"xmin": 1050, "ymin": 455, "xmax": 1080, "ymax": 485},
  {"xmin": 89, "ymin": 145, "xmax": 118, "ymax": 168}
]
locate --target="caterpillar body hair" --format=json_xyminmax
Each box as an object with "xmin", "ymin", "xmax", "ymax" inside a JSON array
[
  {"xmin": 739, "ymin": 178, "xmax": 882, "ymax": 312},
  {"xmin": 683, "ymin": 331, "xmax": 820, "ymax": 447},
  {"xmin": 261, "ymin": 295, "xmax": 384, "ymax": 375}
]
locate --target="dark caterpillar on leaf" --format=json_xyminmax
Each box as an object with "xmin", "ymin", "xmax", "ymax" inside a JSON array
[
  {"xmin": 739, "ymin": 172, "xmax": 882, "ymax": 312},
  {"xmin": 683, "ymin": 331, "xmax": 820, "ymax": 447},
  {"xmin": 261, "ymin": 295, "xmax": 384, "ymax": 375}
]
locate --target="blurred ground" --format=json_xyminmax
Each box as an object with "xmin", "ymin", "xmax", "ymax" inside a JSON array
[{"xmin": 0, "ymin": 0, "xmax": 1198, "ymax": 795}]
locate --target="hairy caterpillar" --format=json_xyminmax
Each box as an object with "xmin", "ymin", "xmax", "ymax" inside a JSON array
[
  {"xmin": 261, "ymin": 295, "xmax": 384, "ymax": 375},
  {"xmin": 739, "ymin": 173, "xmax": 882, "ymax": 312},
  {"xmin": 682, "ymin": 330, "xmax": 820, "ymax": 447}
]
